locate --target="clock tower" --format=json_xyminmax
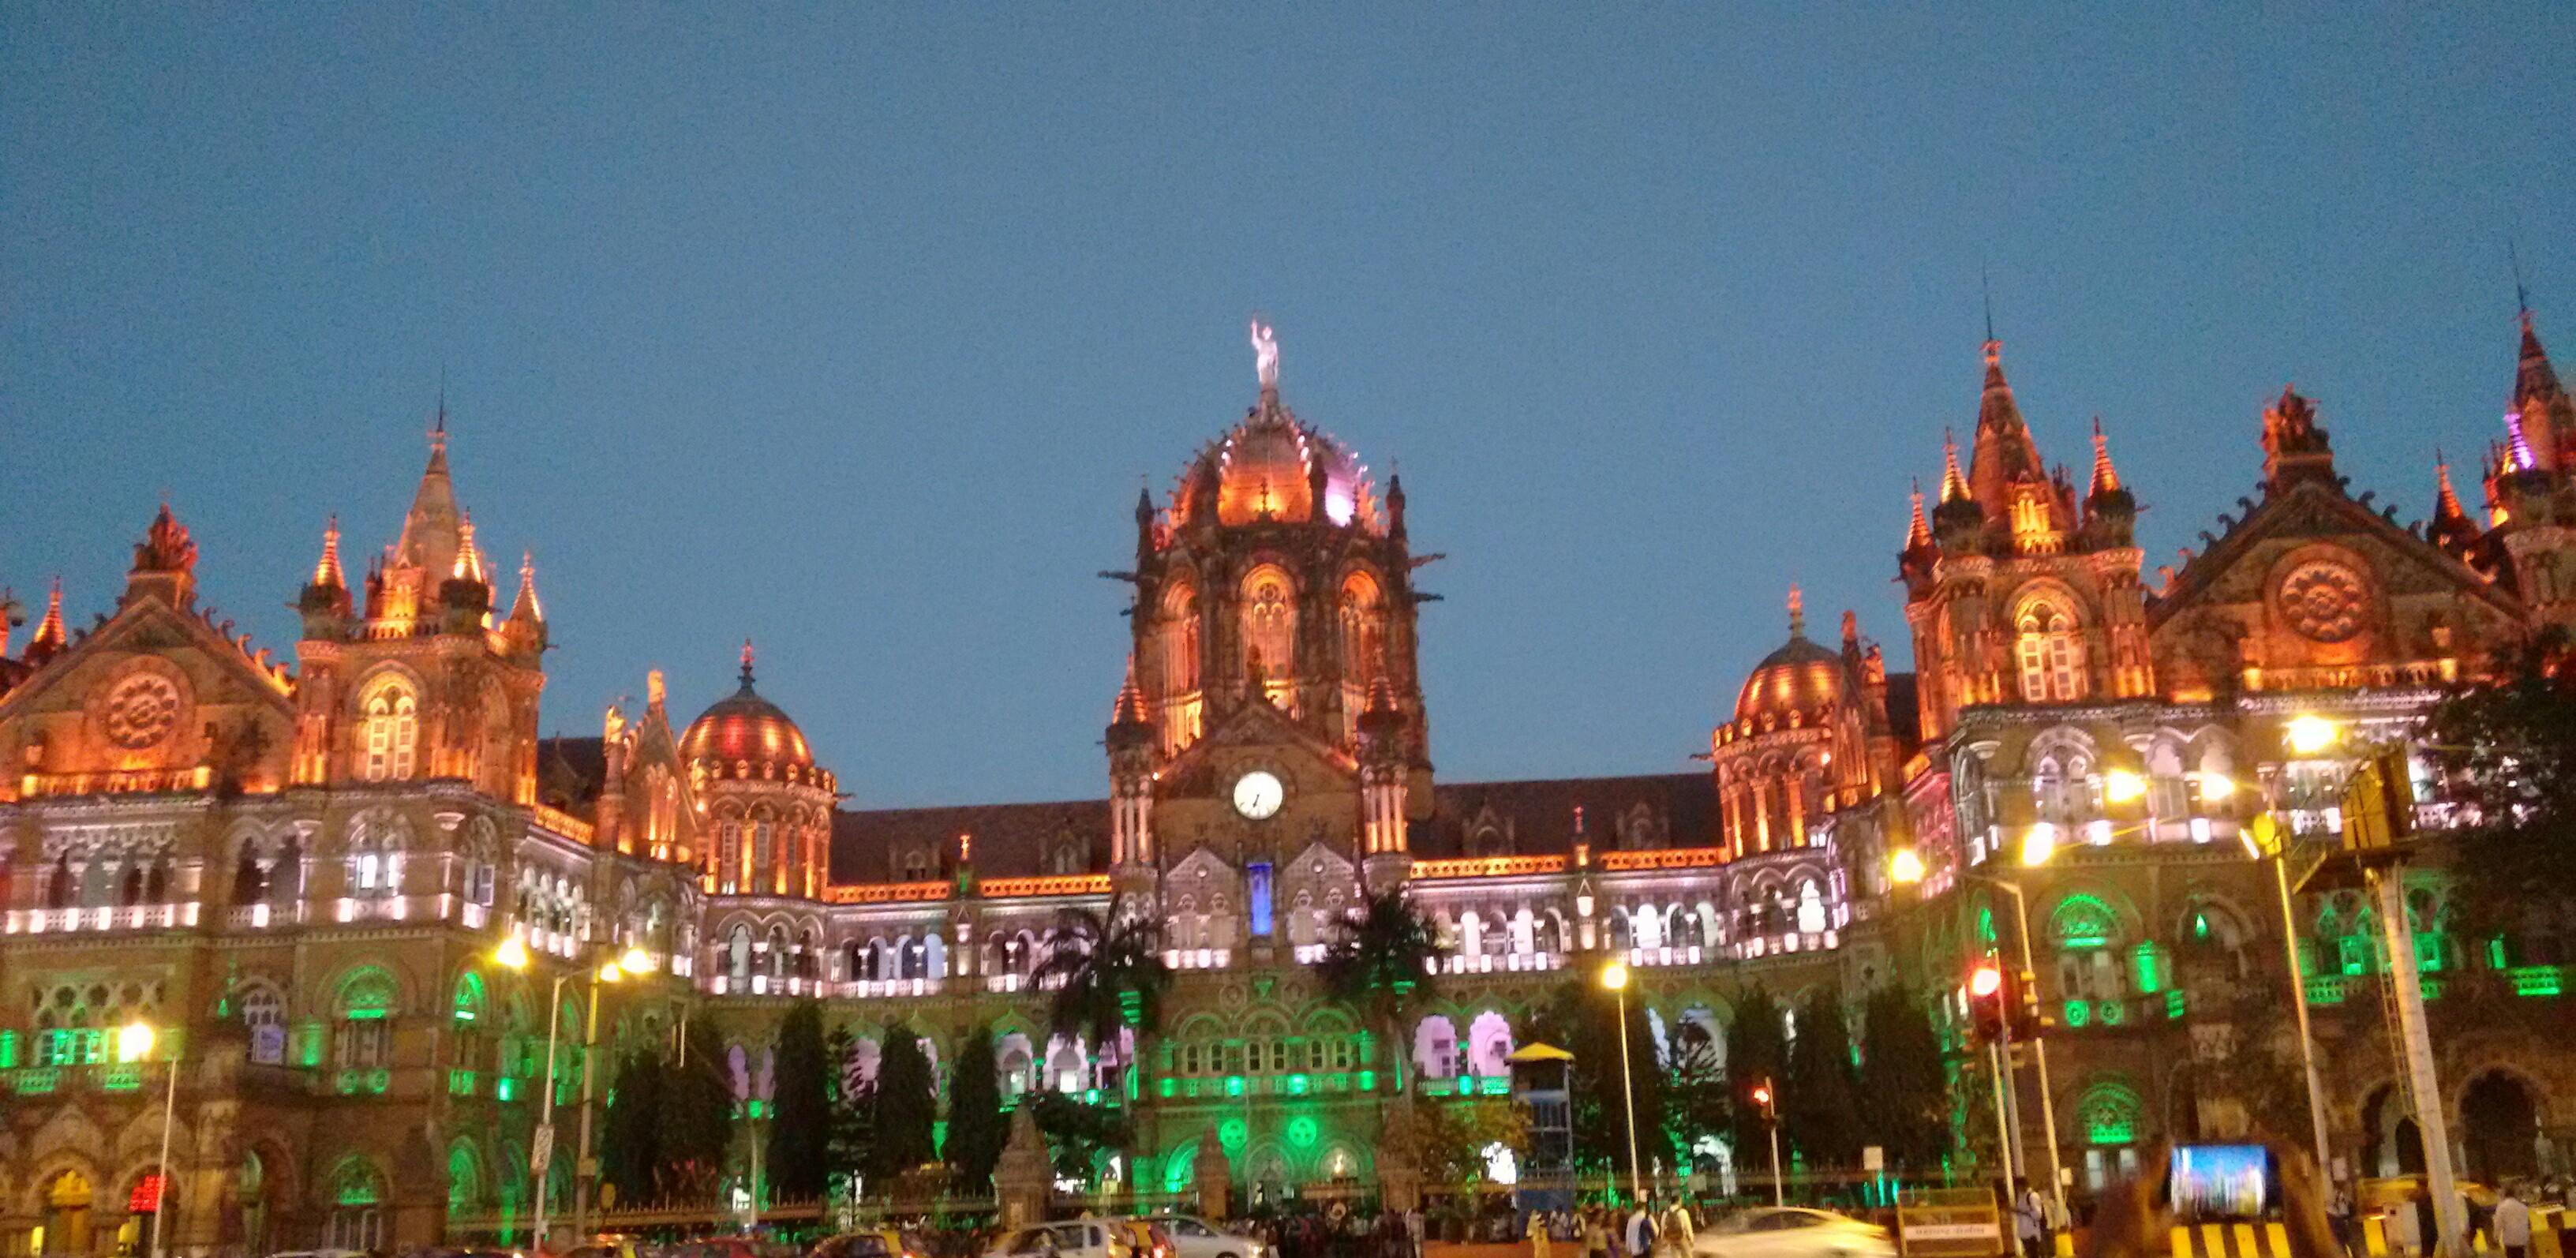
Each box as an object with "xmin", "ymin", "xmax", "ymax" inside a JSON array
[{"xmin": 1110, "ymin": 324, "xmax": 1435, "ymax": 938}]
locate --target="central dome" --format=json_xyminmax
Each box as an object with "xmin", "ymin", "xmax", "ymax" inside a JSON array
[
  {"xmin": 683, "ymin": 646, "xmax": 814, "ymax": 771},
  {"xmin": 1171, "ymin": 392, "xmax": 1383, "ymax": 533},
  {"xmin": 1731, "ymin": 593, "xmax": 1852, "ymax": 729}
]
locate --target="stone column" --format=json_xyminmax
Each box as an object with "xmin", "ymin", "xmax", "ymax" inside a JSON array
[{"xmin": 1192, "ymin": 1127, "xmax": 1234, "ymax": 1220}]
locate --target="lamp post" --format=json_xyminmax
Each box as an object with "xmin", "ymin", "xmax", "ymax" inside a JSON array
[
  {"xmin": 1600, "ymin": 960, "xmax": 1646, "ymax": 1206},
  {"xmin": 119, "ymin": 1021, "xmax": 179, "ymax": 1258},
  {"xmin": 494, "ymin": 935, "xmax": 655, "ymax": 1249}
]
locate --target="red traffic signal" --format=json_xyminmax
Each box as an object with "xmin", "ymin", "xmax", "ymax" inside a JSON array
[
  {"xmin": 1746, "ymin": 1076, "xmax": 1777, "ymax": 1122},
  {"xmin": 1966, "ymin": 961, "xmax": 2007, "ymax": 1041}
]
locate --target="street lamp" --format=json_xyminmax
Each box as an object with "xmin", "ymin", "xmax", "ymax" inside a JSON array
[
  {"xmin": 1599, "ymin": 960, "xmax": 1645, "ymax": 1207},
  {"xmin": 119, "ymin": 1020, "xmax": 178, "ymax": 1258},
  {"xmin": 2286, "ymin": 714, "xmax": 2343, "ymax": 756},
  {"xmin": 494, "ymin": 936, "xmax": 657, "ymax": 1248}
]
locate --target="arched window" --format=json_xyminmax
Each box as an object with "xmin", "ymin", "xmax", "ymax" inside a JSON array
[
  {"xmin": 1241, "ymin": 567, "xmax": 1296, "ymax": 701},
  {"xmin": 333, "ymin": 968, "xmax": 396, "ymax": 1075},
  {"xmin": 1160, "ymin": 582, "xmax": 1201, "ymax": 693},
  {"xmin": 2015, "ymin": 602, "xmax": 2085, "ymax": 702},
  {"xmin": 359, "ymin": 682, "xmax": 419, "ymax": 782},
  {"xmin": 2050, "ymin": 894, "xmax": 2127, "ymax": 1017},
  {"xmin": 242, "ymin": 984, "xmax": 287, "ymax": 1065},
  {"xmin": 327, "ymin": 1157, "xmax": 388, "ymax": 1251},
  {"xmin": 2074, "ymin": 1080, "xmax": 2146, "ymax": 1189},
  {"xmin": 717, "ymin": 819, "xmax": 743, "ymax": 894}
]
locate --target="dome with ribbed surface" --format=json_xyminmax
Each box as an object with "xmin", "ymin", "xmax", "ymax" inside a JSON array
[
  {"xmin": 1732, "ymin": 633, "xmax": 1848, "ymax": 728},
  {"xmin": 683, "ymin": 646, "xmax": 813, "ymax": 771},
  {"xmin": 1170, "ymin": 391, "xmax": 1383, "ymax": 534}
]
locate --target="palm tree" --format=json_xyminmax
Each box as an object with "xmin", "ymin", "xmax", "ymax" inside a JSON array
[
  {"xmin": 1035, "ymin": 896, "xmax": 1173, "ymax": 1099},
  {"xmin": 1317, "ymin": 885, "xmax": 1450, "ymax": 1099}
]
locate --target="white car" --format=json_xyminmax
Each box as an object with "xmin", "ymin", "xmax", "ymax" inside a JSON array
[
  {"xmin": 1692, "ymin": 1207, "xmax": 1896, "ymax": 1258},
  {"xmin": 987, "ymin": 1220, "xmax": 1133, "ymax": 1258},
  {"xmin": 1136, "ymin": 1215, "xmax": 1264, "ymax": 1258}
]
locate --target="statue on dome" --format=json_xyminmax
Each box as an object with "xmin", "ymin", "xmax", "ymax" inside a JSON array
[{"xmin": 1250, "ymin": 319, "xmax": 1279, "ymax": 390}]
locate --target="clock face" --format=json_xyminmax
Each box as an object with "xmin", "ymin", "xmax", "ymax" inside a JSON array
[{"xmin": 1232, "ymin": 769, "xmax": 1285, "ymax": 821}]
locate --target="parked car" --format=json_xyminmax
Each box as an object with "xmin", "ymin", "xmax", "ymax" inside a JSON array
[
  {"xmin": 1695, "ymin": 1208, "xmax": 1895, "ymax": 1258},
  {"xmin": 1108, "ymin": 1219, "xmax": 1172, "ymax": 1258},
  {"xmin": 984, "ymin": 1220, "xmax": 1133, "ymax": 1258},
  {"xmin": 1130, "ymin": 1215, "xmax": 1260, "ymax": 1258}
]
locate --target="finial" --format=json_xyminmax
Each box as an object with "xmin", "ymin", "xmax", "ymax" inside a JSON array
[
  {"xmin": 1939, "ymin": 428, "xmax": 1969, "ymax": 502},
  {"xmin": 1786, "ymin": 584, "xmax": 1805, "ymax": 636},
  {"xmin": 1982, "ymin": 264, "xmax": 1995, "ymax": 346},
  {"xmin": 1249, "ymin": 319, "xmax": 1279, "ymax": 391},
  {"xmin": 313, "ymin": 515, "xmax": 346, "ymax": 588},
  {"xmin": 432, "ymin": 365, "xmax": 448, "ymax": 451},
  {"xmin": 740, "ymin": 638, "xmax": 756, "ymax": 687},
  {"xmin": 1840, "ymin": 608, "xmax": 1859, "ymax": 646},
  {"xmin": 2088, "ymin": 416, "xmax": 2122, "ymax": 495},
  {"xmin": 2512, "ymin": 233, "xmax": 2531, "ymax": 323},
  {"xmin": 1904, "ymin": 477, "xmax": 1932, "ymax": 549}
]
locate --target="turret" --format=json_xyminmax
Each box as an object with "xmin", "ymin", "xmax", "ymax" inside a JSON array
[
  {"xmin": 298, "ymin": 516, "xmax": 354, "ymax": 635},
  {"xmin": 24, "ymin": 577, "xmax": 66, "ymax": 666},
  {"xmin": 2082, "ymin": 417, "xmax": 2136, "ymax": 546},
  {"xmin": 1108, "ymin": 658, "xmax": 1157, "ymax": 892},
  {"xmin": 503, "ymin": 550, "xmax": 547, "ymax": 656},
  {"xmin": 1358, "ymin": 677, "xmax": 1412, "ymax": 887},
  {"xmin": 2260, "ymin": 386, "xmax": 2338, "ymax": 495},
  {"xmin": 1930, "ymin": 429, "xmax": 1985, "ymax": 552}
]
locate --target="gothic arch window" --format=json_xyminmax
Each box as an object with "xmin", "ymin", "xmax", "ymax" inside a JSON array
[
  {"xmin": 1241, "ymin": 565, "xmax": 1296, "ymax": 699},
  {"xmin": 2050, "ymin": 893, "xmax": 2129, "ymax": 1009},
  {"xmin": 2016, "ymin": 601, "xmax": 2085, "ymax": 702},
  {"xmin": 357, "ymin": 677, "xmax": 420, "ymax": 782},
  {"xmin": 717, "ymin": 817, "xmax": 743, "ymax": 894},
  {"xmin": 331, "ymin": 968, "xmax": 396, "ymax": 1072},
  {"xmin": 240, "ymin": 983, "xmax": 287, "ymax": 1065},
  {"xmin": 1160, "ymin": 581, "xmax": 1202, "ymax": 694}
]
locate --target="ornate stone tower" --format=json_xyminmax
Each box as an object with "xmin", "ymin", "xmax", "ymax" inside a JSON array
[
  {"xmin": 1125, "ymin": 322, "xmax": 1432, "ymax": 775},
  {"xmin": 289, "ymin": 422, "xmax": 546, "ymax": 802},
  {"xmin": 682, "ymin": 642, "xmax": 835, "ymax": 899},
  {"xmin": 2484, "ymin": 310, "xmax": 2576, "ymax": 631},
  {"xmin": 1902, "ymin": 339, "xmax": 2153, "ymax": 739},
  {"xmin": 1710, "ymin": 591, "xmax": 1905, "ymax": 860}
]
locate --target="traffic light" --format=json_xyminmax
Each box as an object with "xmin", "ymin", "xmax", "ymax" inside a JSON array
[
  {"xmin": 1747, "ymin": 1076, "xmax": 1777, "ymax": 1123},
  {"xmin": 1966, "ymin": 961, "xmax": 2006, "ymax": 1042},
  {"xmin": 2009, "ymin": 967, "xmax": 2044, "ymax": 1039}
]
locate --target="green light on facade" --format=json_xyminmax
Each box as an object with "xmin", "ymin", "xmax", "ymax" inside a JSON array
[
  {"xmin": 2062, "ymin": 1001, "xmax": 2090, "ymax": 1029},
  {"xmin": 2306, "ymin": 976, "xmax": 2346, "ymax": 1005},
  {"xmin": 1160, "ymin": 1078, "xmax": 1177, "ymax": 1098},
  {"xmin": 1357, "ymin": 1070, "xmax": 1376, "ymax": 1091},
  {"xmin": 2164, "ymin": 991, "xmax": 2186, "ymax": 1020},
  {"xmin": 1480, "ymin": 1076, "xmax": 1511, "ymax": 1096},
  {"xmin": 0, "ymin": 1030, "xmax": 15, "ymax": 1070},
  {"xmin": 497, "ymin": 1076, "xmax": 517, "ymax": 1102},
  {"xmin": 2509, "ymin": 966, "xmax": 2565, "ymax": 998},
  {"xmin": 1287, "ymin": 1074, "xmax": 1309, "ymax": 1095},
  {"xmin": 1225, "ymin": 1075, "xmax": 1245, "ymax": 1098},
  {"xmin": 1287, "ymin": 1116, "xmax": 1319, "ymax": 1148},
  {"xmin": 2132, "ymin": 945, "xmax": 2162, "ymax": 994},
  {"xmin": 2191, "ymin": 912, "xmax": 2210, "ymax": 941},
  {"xmin": 1084, "ymin": 1088, "xmax": 1100, "ymax": 1104},
  {"xmin": 1219, "ymin": 1118, "xmax": 1247, "ymax": 1151},
  {"xmin": 2100, "ymin": 999, "xmax": 2127, "ymax": 1026}
]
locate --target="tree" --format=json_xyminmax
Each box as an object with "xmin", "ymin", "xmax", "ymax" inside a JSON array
[
  {"xmin": 1664, "ymin": 1018, "xmax": 1733, "ymax": 1174},
  {"xmin": 1727, "ymin": 986, "xmax": 1789, "ymax": 1162},
  {"xmin": 655, "ymin": 1020, "xmax": 737, "ymax": 1198},
  {"xmin": 867, "ymin": 1026, "xmax": 939, "ymax": 1183},
  {"xmin": 1783, "ymin": 986, "xmax": 1862, "ymax": 1170},
  {"xmin": 601, "ymin": 1048, "xmax": 665, "ymax": 1204},
  {"xmin": 1035, "ymin": 897, "xmax": 1174, "ymax": 1098},
  {"xmin": 825, "ymin": 1023, "xmax": 873, "ymax": 1196},
  {"xmin": 1855, "ymin": 986, "xmax": 1949, "ymax": 1174},
  {"xmin": 1028, "ymin": 1091, "xmax": 1135, "ymax": 1184},
  {"xmin": 1381, "ymin": 1096, "xmax": 1529, "ymax": 1194},
  {"xmin": 1317, "ymin": 885, "xmax": 1448, "ymax": 1099},
  {"xmin": 1528, "ymin": 976, "xmax": 1672, "ymax": 1180},
  {"xmin": 945, "ymin": 1024, "xmax": 1009, "ymax": 1192},
  {"xmin": 2424, "ymin": 631, "xmax": 2576, "ymax": 956},
  {"xmin": 767, "ymin": 1001, "xmax": 833, "ymax": 1200}
]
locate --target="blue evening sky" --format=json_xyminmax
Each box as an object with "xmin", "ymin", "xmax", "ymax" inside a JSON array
[{"xmin": 4, "ymin": 6, "xmax": 2570, "ymax": 807}]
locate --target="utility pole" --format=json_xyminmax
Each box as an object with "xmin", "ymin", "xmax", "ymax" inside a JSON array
[{"xmin": 2374, "ymin": 865, "xmax": 2467, "ymax": 1257}]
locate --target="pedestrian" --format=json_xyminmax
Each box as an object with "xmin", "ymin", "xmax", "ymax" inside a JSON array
[
  {"xmin": 2327, "ymin": 1182, "xmax": 2359, "ymax": 1258},
  {"xmin": 2012, "ymin": 1181, "xmax": 2044, "ymax": 1258},
  {"xmin": 1659, "ymin": 1197, "xmax": 1694, "ymax": 1258},
  {"xmin": 2494, "ymin": 1184, "xmax": 2530, "ymax": 1258},
  {"xmin": 1624, "ymin": 1199, "xmax": 1657, "ymax": 1258},
  {"xmin": 1529, "ymin": 1210, "xmax": 1555, "ymax": 1258},
  {"xmin": 1406, "ymin": 1206, "xmax": 1425, "ymax": 1258},
  {"xmin": 1583, "ymin": 1207, "xmax": 1611, "ymax": 1258}
]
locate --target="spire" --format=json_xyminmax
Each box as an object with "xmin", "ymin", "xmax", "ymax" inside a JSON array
[
  {"xmin": 507, "ymin": 549, "xmax": 544, "ymax": 624},
  {"xmin": 1785, "ymin": 584, "xmax": 1805, "ymax": 637},
  {"xmin": 739, "ymin": 638, "xmax": 758, "ymax": 690},
  {"xmin": 1967, "ymin": 338, "xmax": 2057, "ymax": 526},
  {"xmin": 27, "ymin": 576, "xmax": 66, "ymax": 661},
  {"xmin": 312, "ymin": 516, "xmax": 346, "ymax": 589},
  {"xmin": 2087, "ymin": 417, "xmax": 2122, "ymax": 496},
  {"xmin": 451, "ymin": 512, "xmax": 488, "ymax": 584},
  {"xmin": 395, "ymin": 418, "xmax": 464, "ymax": 579},
  {"xmin": 1904, "ymin": 477, "xmax": 1932, "ymax": 550},
  {"xmin": 2436, "ymin": 449, "xmax": 2469, "ymax": 523},
  {"xmin": 1110, "ymin": 655, "xmax": 1150, "ymax": 728},
  {"xmin": 1938, "ymin": 429, "xmax": 1968, "ymax": 503},
  {"xmin": 2510, "ymin": 309, "xmax": 2570, "ymax": 475}
]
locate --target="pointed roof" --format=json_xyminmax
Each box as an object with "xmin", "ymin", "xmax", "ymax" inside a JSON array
[
  {"xmin": 393, "ymin": 423, "xmax": 463, "ymax": 578},
  {"xmin": 1903, "ymin": 478, "xmax": 1933, "ymax": 551},
  {"xmin": 452, "ymin": 511, "xmax": 487, "ymax": 584},
  {"xmin": 507, "ymin": 550, "xmax": 544, "ymax": 623},
  {"xmin": 1938, "ymin": 429, "xmax": 1968, "ymax": 504},
  {"xmin": 2428, "ymin": 448, "xmax": 2484, "ymax": 556},
  {"xmin": 2517, "ymin": 311, "xmax": 2567, "ymax": 413},
  {"xmin": 2507, "ymin": 311, "xmax": 2573, "ymax": 474},
  {"xmin": 1966, "ymin": 339, "xmax": 2058, "ymax": 522},
  {"xmin": 27, "ymin": 577, "xmax": 66, "ymax": 659},
  {"xmin": 2087, "ymin": 417, "xmax": 2122, "ymax": 496},
  {"xmin": 312, "ymin": 516, "xmax": 346, "ymax": 589},
  {"xmin": 1110, "ymin": 655, "xmax": 1149, "ymax": 728}
]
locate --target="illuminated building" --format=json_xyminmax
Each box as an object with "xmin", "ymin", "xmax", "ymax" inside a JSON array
[{"xmin": 5, "ymin": 315, "xmax": 2576, "ymax": 1252}]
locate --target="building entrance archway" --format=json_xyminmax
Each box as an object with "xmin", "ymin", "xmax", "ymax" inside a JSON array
[
  {"xmin": 2364, "ymin": 1085, "xmax": 2427, "ymax": 1178},
  {"xmin": 2459, "ymin": 1072, "xmax": 2542, "ymax": 1182},
  {"xmin": 39, "ymin": 1170, "xmax": 94, "ymax": 1257}
]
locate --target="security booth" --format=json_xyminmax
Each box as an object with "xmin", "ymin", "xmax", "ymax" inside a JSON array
[{"xmin": 1509, "ymin": 1043, "xmax": 1578, "ymax": 1216}]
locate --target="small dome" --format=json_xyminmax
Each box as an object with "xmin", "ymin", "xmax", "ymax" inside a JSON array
[
  {"xmin": 1732, "ymin": 634, "xmax": 1848, "ymax": 728},
  {"xmin": 1171, "ymin": 393, "xmax": 1383, "ymax": 533},
  {"xmin": 683, "ymin": 646, "xmax": 814, "ymax": 770}
]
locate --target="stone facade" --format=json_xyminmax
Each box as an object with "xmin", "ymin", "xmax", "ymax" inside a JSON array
[{"xmin": 5, "ymin": 316, "xmax": 2576, "ymax": 1256}]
